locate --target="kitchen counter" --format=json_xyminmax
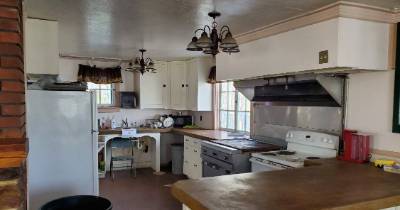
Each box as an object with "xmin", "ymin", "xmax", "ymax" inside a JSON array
[
  {"xmin": 99, "ymin": 128, "xmax": 241, "ymax": 141},
  {"xmin": 172, "ymin": 128, "xmax": 244, "ymax": 141},
  {"xmin": 172, "ymin": 159, "xmax": 400, "ymax": 210},
  {"xmin": 99, "ymin": 127, "xmax": 172, "ymax": 135}
]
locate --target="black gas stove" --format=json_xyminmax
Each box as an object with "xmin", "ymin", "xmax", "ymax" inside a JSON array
[
  {"xmin": 201, "ymin": 138, "xmax": 282, "ymax": 177},
  {"xmin": 211, "ymin": 138, "xmax": 282, "ymax": 152}
]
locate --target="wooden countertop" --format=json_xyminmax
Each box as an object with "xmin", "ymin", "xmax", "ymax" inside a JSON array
[
  {"xmin": 172, "ymin": 128, "xmax": 245, "ymax": 141},
  {"xmin": 99, "ymin": 128, "xmax": 241, "ymax": 141},
  {"xmin": 172, "ymin": 159, "xmax": 400, "ymax": 210},
  {"xmin": 99, "ymin": 127, "xmax": 172, "ymax": 135}
]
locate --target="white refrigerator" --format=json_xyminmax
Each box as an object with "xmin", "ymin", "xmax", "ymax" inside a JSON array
[{"xmin": 26, "ymin": 90, "xmax": 99, "ymax": 210}]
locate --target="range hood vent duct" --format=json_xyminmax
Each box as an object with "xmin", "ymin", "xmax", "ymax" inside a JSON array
[{"xmin": 234, "ymin": 74, "xmax": 344, "ymax": 107}]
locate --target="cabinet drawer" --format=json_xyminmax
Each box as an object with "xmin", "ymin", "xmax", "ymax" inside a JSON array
[
  {"xmin": 201, "ymin": 146, "xmax": 232, "ymax": 163},
  {"xmin": 192, "ymin": 160, "xmax": 202, "ymax": 179},
  {"xmin": 183, "ymin": 145, "xmax": 192, "ymax": 161},
  {"xmin": 192, "ymin": 138, "xmax": 201, "ymax": 147},
  {"xmin": 183, "ymin": 160, "xmax": 190, "ymax": 176},
  {"xmin": 184, "ymin": 136, "xmax": 194, "ymax": 146}
]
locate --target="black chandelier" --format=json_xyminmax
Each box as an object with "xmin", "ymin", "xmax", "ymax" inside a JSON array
[
  {"xmin": 125, "ymin": 49, "xmax": 156, "ymax": 74},
  {"xmin": 186, "ymin": 10, "xmax": 239, "ymax": 56}
]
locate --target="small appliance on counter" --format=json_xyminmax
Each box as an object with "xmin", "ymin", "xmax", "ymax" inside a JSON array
[
  {"xmin": 120, "ymin": 91, "xmax": 137, "ymax": 108},
  {"xmin": 171, "ymin": 115, "xmax": 193, "ymax": 128},
  {"xmin": 250, "ymin": 131, "xmax": 339, "ymax": 172},
  {"xmin": 339, "ymin": 129, "xmax": 371, "ymax": 163}
]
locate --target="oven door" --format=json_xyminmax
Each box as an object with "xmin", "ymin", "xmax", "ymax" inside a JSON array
[
  {"xmin": 250, "ymin": 157, "xmax": 292, "ymax": 172},
  {"xmin": 202, "ymin": 155, "xmax": 233, "ymax": 177}
]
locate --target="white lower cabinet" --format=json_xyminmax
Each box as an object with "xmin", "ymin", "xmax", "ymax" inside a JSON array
[{"xmin": 183, "ymin": 136, "xmax": 202, "ymax": 179}]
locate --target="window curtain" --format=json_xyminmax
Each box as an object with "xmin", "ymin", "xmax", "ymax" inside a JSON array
[{"xmin": 77, "ymin": 64, "xmax": 123, "ymax": 84}]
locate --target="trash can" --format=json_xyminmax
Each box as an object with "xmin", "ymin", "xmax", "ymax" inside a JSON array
[
  {"xmin": 171, "ymin": 143, "xmax": 184, "ymax": 175},
  {"xmin": 40, "ymin": 195, "xmax": 112, "ymax": 210}
]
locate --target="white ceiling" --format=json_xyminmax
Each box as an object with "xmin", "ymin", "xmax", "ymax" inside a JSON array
[{"xmin": 25, "ymin": 0, "xmax": 400, "ymax": 60}]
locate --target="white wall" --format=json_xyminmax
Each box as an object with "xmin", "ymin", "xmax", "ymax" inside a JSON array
[
  {"xmin": 98, "ymin": 109, "xmax": 177, "ymax": 127},
  {"xmin": 217, "ymin": 18, "xmax": 339, "ymax": 81},
  {"xmin": 217, "ymin": 18, "xmax": 390, "ymax": 81},
  {"xmin": 190, "ymin": 111, "xmax": 214, "ymax": 129},
  {"xmin": 346, "ymin": 71, "xmax": 400, "ymax": 152}
]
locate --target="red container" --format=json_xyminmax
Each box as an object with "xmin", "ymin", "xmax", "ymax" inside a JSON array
[{"xmin": 341, "ymin": 129, "xmax": 371, "ymax": 163}]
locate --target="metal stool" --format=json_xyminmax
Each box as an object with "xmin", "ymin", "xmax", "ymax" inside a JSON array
[{"xmin": 110, "ymin": 137, "xmax": 137, "ymax": 180}]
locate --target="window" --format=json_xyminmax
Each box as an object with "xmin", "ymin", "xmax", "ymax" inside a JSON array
[
  {"xmin": 219, "ymin": 81, "xmax": 251, "ymax": 132},
  {"xmin": 87, "ymin": 83, "xmax": 114, "ymax": 106}
]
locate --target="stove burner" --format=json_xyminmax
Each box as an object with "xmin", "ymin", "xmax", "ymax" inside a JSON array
[
  {"xmin": 277, "ymin": 151, "xmax": 296, "ymax": 155},
  {"xmin": 306, "ymin": 157, "xmax": 320, "ymax": 160}
]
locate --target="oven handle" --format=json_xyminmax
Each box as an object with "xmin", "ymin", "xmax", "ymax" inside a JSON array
[
  {"xmin": 204, "ymin": 161, "xmax": 219, "ymax": 170},
  {"xmin": 250, "ymin": 157, "xmax": 292, "ymax": 170},
  {"xmin": 204, "ymin": 161, "xmax": 232, "ymax": 174}
]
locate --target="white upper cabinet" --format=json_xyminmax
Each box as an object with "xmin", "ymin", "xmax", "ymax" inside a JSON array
[
  {"xmin": 135, "ymin": 61, "xmax": 168, "ymax": 109},
  {"xmin": 186, "ymin": 57, "xmax": 214, "ymax": 111},
  {"xmin": 169, "ymin": 61, "xmax": 187, "ymax": 110},
  {"xmin": 216, "ymin": 17, "xmax": 391, "ymax": 81},
  {"xmin": 161, "ymin": 64, "xmax": 171, "ymax": 109},
  {"xmin": 134, "ymin": 58, "xmax": 213, "ymax": 111},
  {"xmin": 25, "ymin": 18, "xmax": 59, "ymax": 75}
]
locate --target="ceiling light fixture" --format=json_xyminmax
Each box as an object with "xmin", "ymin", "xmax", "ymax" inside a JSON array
[
  {"xmin": 186, "ymin": 10, "xmax": 240, "ymax": 56},
  {"xmin": 125, "ymin": 49, "xmax": 156, "ymax": 74}
]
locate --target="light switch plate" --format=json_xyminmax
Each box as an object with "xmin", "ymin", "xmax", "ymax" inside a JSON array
[{"xmin": 319, "ymin": 50, "xmax": 329, "ymax": 64}]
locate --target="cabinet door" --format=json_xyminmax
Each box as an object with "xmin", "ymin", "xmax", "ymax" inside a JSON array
[
  {"xmin": 139, "ymin": 63, "xmax": 165, "ymax": 108},
  {"xmin": 192, "ymin": 160, "xmax": 202, "ymax": 179},
  {"xmin": 186, "ymin": 59, "xmax": 197, "ymax": 111},
  {"xmin": 159, "ymin": 63, "xmax": 170, "ymax": 109},
  {"xmin": 183, "ymin": 159, "xmax": 190, "ymax": 177},
  {"xmin": 25, "ymin": 19, "xmax": 59, "ymax": 75},
  {"xmin": 169, "ymin": 61, "xmax": 187, "ymax": 110}
]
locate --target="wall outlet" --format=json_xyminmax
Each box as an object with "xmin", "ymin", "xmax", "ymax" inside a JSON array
[{"xmin": 319, "ymin": 50, "xmax": 328, "ymax": 64}]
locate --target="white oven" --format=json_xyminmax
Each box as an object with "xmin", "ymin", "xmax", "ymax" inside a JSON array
[{"xmin": 249, "ymin": 157, "xmax": 295, "ymax": 172}]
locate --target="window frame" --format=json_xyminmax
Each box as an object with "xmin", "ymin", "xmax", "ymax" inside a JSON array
[
  {"xmin": 393, "ymin": 23, "xmax": 400, "ymax": 133},
  {"xmin": 218, "ymin": 82, "xmax": 251, "ymax": 133},
  {"xmin": 87, "ymin": 83, "xmax": 116, "ymax": 107}
]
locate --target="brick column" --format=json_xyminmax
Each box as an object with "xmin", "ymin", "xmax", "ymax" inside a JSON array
[{"xmin": 0, "ymin": 0, "xmax": 27, "ymax": 168}]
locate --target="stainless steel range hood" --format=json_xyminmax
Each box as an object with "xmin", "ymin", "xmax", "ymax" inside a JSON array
[{"xmin": 234, "ymin": 74, "xmax": 345, "ymax": 107}]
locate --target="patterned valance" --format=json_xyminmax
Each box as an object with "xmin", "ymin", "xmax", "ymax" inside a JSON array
[{"xmin": 77, "ymin": 64, "xmax": 123, "ymax": 84}]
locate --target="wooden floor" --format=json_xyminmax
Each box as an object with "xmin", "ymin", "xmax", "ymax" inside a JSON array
[{"xmin": 100, "ymin": 168, "xmax": 186, "ymax": 210}]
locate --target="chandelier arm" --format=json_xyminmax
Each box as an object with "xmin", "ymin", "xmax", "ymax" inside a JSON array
[
  {"xmin": 194, "ymin": 28, "xmax": 204, "ymax": 35},
  {"xmin": 145, "ymin": 58, "xmax": 153, "ymax": 65},
  {"xmin": 220, "ymin": 25, "xmax": 230, "ymax": 32},
  {"xmin": 203, "ymin": 25, "xmax": 211, "ymax": 33},
  {"xmin": 219, "ymin": 29, "xmax": 230, "ymax": 39}
]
